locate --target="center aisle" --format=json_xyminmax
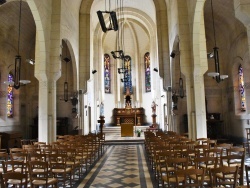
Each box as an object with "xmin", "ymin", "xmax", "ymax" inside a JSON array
[{"xmin": 78, "ymin": 144, "xmax": 157, "ymax": 188}]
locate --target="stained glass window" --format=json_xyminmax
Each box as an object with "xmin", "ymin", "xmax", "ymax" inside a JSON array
[
  {"xmin": 7, "ymin": 73, "xmax": 14, "ymax": 117},
  {"xmin": 123, "ymin": 55, "xmax": 133, "ymax": 94},
  {"xmin": 144, "ymin": 52, "xmax": 151, "ymax": 92},
  {"xmin": 239, "ymin": 64, "xmax": 246, "ymax": 111},
  {"xmin": 104, "ymin": 54, "xmax": 111, "ymax": 93}
]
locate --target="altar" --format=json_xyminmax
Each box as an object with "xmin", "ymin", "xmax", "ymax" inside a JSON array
[{"xmin": 113, "ymin": 107, "xmax": 145, "ymax": 126}]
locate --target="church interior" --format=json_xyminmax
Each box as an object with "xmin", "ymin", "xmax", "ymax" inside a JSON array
[
  {"xmin": 0, "ymin": 0, "xmax": 250, "ymax": 187},
  {"xmin": 0, "ymin": 0, "xmax": 249, "ymax": 144}
]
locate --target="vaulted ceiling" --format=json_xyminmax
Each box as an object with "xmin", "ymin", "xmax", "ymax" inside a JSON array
[{"xmin": 0, "ymin": 0, "xmax": 246, "ymax": 65}]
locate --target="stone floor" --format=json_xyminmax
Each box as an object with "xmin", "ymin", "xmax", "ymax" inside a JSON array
[
  {"xmin": 77, "ymin": 144, "xmax": 156, "ymax": 188},
  {"xmin": 75, "ymin": 126, "xmax": 155, "ymax": 188},
  {"xmin": 58, "ymin": 127, "xmax": 250, "ymax": 187}
]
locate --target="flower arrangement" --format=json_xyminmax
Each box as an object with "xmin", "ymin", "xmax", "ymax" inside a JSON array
[{"xmin": 136, "ymin": 129, "xmax": 142, "ymax": 133}]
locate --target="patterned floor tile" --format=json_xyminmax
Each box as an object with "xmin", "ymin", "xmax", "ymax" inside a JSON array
[{"xmin": 77, "ymin": 144, "xmax": 157, "ymax": 188}]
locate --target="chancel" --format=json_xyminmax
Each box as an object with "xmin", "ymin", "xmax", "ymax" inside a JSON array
[{"xmin": 113, "ymin": 87, "xmax": 145, "ymax": 127}]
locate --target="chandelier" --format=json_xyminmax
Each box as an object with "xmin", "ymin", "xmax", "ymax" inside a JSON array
[
  {"xmin": 63, "ymin": 40, "xmax": 71, "ymax": 102},
  {"xmin": 4, "ymin": 0, "xmax": 31, "ymax": 89},
  {"xmin": 207, "ymin": 0, "xmax": 228, "ymax": 83}
]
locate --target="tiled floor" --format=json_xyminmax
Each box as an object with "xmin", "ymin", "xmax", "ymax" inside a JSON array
[
  {"xmin": 78, "ymin": 144, "xmax": 156, "ymax": 188},
  {"xmin": 59, "ymin": 128, "xmax": 250, "ymax": 187},
  {"xmin": 76, "ymin": 128, "xmax": 157, "ymax": 188}
]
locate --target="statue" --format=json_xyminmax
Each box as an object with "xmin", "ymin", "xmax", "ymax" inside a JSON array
[
  {"xmin": 172, "ymin": 92, "xmax": 178, "ymax": 110},
  {"xmin": 151, "ymin": 101, "xmax": 157, "ymax": 114},
  {"xmin": 100, "ymin": 102, "xmax": 104, "ymax": 116},
  {"xmin": 125, "ymin": 87, "xmax": 131, "ymax": 108}
]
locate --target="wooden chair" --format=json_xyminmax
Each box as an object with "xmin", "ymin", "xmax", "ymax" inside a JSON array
[
  {"xmin": 0, "ymin": 149, "xmax": 7, "ymax": 154},
  {"xmin": 39, "ymin": 144, "xmax": 52, "ymax": 150},
  {"xmin": 28, "ymin": 153, "xmax": 47, "ymax": 162},
  {"xmin": 1, "ymin": 172, "xmax": 28, "ymax": 188},
  {"xmin": 10, "ymin": 152, "xmax": 28, "ymax": 173},
  {"xmin": 244, "ymin": 128, "xmax": 250, "ymax": 154},
  {"xmin": 176, "ymin": 168, "xmax": 205, "ymax": 187},
  {"xmin": 25, "ymin": 148, "xmax": 41, "ymax": 154},
  {"xmin": 61, "ymin": 148, "xmax": 81, "ymax": 180},
  {"xmin": 161, "ymin": 157, "xmax": 188, "ymax": 188},
  {"xmin": 202, "ymin": 139, "xmax": 217, "ymax": 148},
  {"xmin": 42, "ymin": 148, "xmax": 59, "ymax": 156},
  {"xmin": 2, "ymin": 160, "xmax": 25, "ymax": 174},
  {"xmin": 226, "ymin": 147, "xmax": 245, "ymax": 156},
  {"xmin": 196, "ymin": 138, "xmax": 209, "ymax": 145},
  {"xmin": 216, "ymin": 143, "xmax": 233, "ymax": 156},
  {"xmin": 194, "ymin": 145, "xmax": 209, "ymax": 157},
  {"xmin": 194, "ymin": 156, "xmax": 218, "ymax": 186},
  {"xmin": 0, "ymin": 152, "xmax": 9, "ymax": 174},
  {"xmin": 181, "ymin": 149, "xmax": 200, "ymax": 169},
  {"xmin": 21, "ymin": 139, "xmax": 31, "ymax": 147},
  {"xmin": 22, "ymin": 144, "xmax": 38, "ymax": 150},
  {"xmin": 204, "ymin": 148, "xmax": 222, "ymax": 167},
  {"xmin": 49, "ymin": 153, "xmax": 72, "ymax": 187},
  {"xmin": 220, "ymin": 154, "xmax": 245, "ymax": 185},
  {"xmin": 204, "ymin": 148, "xmax": 222, "ymax": 158},
  {"xmin": 9, "ymin": 148, "xmax": 24, "ymax": 154},
  {"xmin": 96, "ymin": 132, "xmax": 106, "ymax": 155},
  {"xmin": 28, "ymin": 160, "xmax": 58, "ymax": 188},
  {"xmin": 155, "ymin": 150, "xmax": 176, "ymax": 187},
  {"xmin": 209, "ymin": 166, "xmax": 239, "ymax": 187},
  {"xmin": 151, "ymin": 145, "xmax": 164, "ymax": 179},
  {"xmin": 245, "ymin": 165, "xmax": 250, "ymax": 188},
  {"xmin": 186, "ymin": 141, "xmax": 199, "ymax": 150},
  {"xmin": 75, "ymin": 145, "xmax": 90, "ymax": 173}
]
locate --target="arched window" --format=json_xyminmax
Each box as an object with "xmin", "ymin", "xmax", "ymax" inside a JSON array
[
  {"xmin": 144, "ymin": 52, "xmax": 151, "ymax": 92},
  {"xmin": 123, "ymin": 55, "xmax": 132, "ymax": 94},
  {"xmin": 7, "ymin": 73, "xmax": 14, "ymax": 117},
  {"xmin": 104, "ymin": 54, "xmax": 111, "ymax": 93},
  {"xmin": 239, "ymin": 64, "xmax": 246, "ymax": 111}
]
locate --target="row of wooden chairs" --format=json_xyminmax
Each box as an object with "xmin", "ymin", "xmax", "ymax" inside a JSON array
[
  {"xmin": 160, "ymin": 156, "xmax": 240, "ymax": 187},
  {"xmin": 0, "ymin": 132, "xmax": 107, "ymax": 187},
  {"xmin": 1, "ymin": 160, "xmax": 58, "ymax": 187},
  {"xmin": 144, "ymin": 131, "xmax": 246, "ymax": 187}
]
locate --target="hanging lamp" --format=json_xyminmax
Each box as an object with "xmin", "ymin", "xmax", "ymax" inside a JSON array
[
  {"xmin": 63, "ymin": 40, "xmax": 70, "ymax": 102},
  {"xmin": 4, "ymin": 0, "xmax": 31, "ymax": 88},
  {"xmin": 179, "ymin": 54, "xmax": 184, "ymax": 98},
  {"xmin": 13, "ymin": 0, "xmax": 23, "ymax": 89},
  {"xmin": 207, "ymin": 0, "xmax": 228, "ymax": 83}
]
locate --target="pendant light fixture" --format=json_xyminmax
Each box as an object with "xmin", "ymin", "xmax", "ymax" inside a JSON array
[
  {"xmin": 4, "ymin": 0, "xmax": 31, "ymax": 88},
  {"xmin": 178, "ymin": 54, "xmax": 184, "ymax": 98},
  {"xmin": 14, "ymin": 0, "xmax": 23, "ymax": 89},
  {"xmin": 97, "ymin": 0, "xmax": 118, "ymax": 33},
  {"xmin": 207, "ymin": 0, "xmax": 228, "ymax": 83},
  {"xmin": 63, "ymin": 40, "xmax": 70, "ymax": 102}
]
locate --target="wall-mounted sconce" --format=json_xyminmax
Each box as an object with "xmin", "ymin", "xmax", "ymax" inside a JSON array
[
  {"xmin": 153, "ymin": 68, "xmax": 158, "ymax": 72},
  {"xmin": 118, "ymin": 68, "xmax": 127, "ymax": 74},
  {"xmin": 207, "ymin": 52, "xmax": 214, "ymax": 59},
  {"xmin": 120, "ymin": 78, "xmax": 128, "ymax": 83},
  {"xmin": 170, "ymin": 51, "xmax": 176, "ymax": 58},
  {"xmin": 97, "ymin": 11, "xmax": 118, "ymax": 33},
  {"xmin": 111, "ymin": 50, "xmax": 124, "ymax": 59},
  {"xmin": 92, "ymin": 70, "xmax": 97, "ymax": 74},
  {"xmin": 26, "ymin": 59, "xmax": 35, "ymax": 65},
  {"xmin": 63, "ymin": 57, "xmax": 71, "ymax": 63}
]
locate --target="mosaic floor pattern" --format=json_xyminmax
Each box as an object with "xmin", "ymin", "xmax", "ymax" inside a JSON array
[{"xmin": 77, "ymin": 144, "xmax": 157, "ymax": 188}]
